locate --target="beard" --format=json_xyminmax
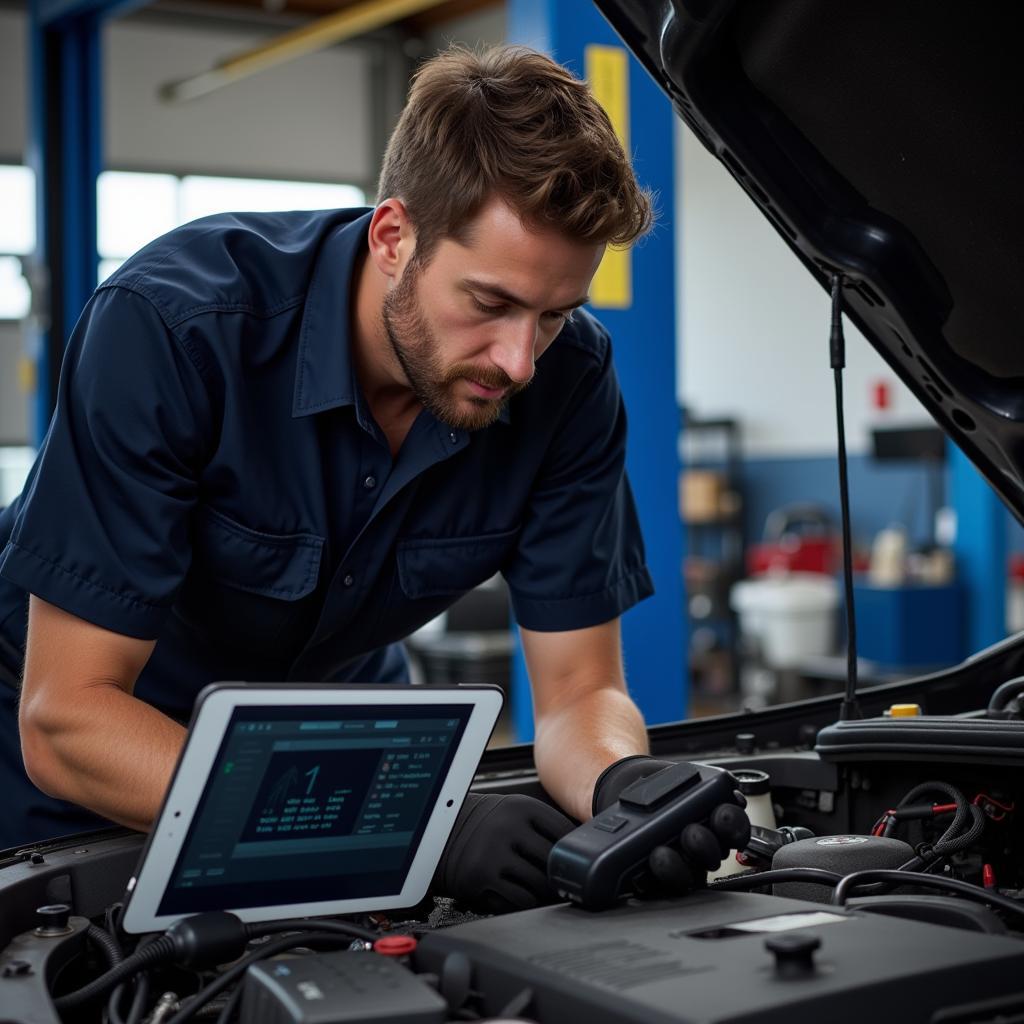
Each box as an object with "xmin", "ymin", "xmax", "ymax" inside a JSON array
[{"xmin": 381, "ymin": 259, "xmax": 530, "ymax": 431}]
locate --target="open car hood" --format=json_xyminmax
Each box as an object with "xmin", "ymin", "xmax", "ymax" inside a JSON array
[{"xmin": 595, "ymin": 0, "xmax": 1024, "ymax": 523}]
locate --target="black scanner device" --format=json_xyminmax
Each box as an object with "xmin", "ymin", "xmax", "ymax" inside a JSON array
[{"xmin": 547, "ymin": 762, "xmax": 741, "ymax": 910}]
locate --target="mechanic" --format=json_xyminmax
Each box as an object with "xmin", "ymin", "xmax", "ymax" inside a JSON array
[{"xmin": 0, "ymin": 45, "xmax": 670, "ymax": 913}]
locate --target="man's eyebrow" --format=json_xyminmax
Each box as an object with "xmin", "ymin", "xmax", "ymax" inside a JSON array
[{"xmin": 461, "ymin": 278, "xmax": 590, "ymax": 311}]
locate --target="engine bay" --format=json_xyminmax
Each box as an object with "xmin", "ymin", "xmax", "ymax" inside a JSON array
[{"xmin": 4, "ymin": 652, "xmax": 1024, "ymax": 1024}]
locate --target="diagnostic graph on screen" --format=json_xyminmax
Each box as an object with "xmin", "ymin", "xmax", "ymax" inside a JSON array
[{"xmin": 240, "ymin": 748, "xmax": 376, "ymax": 842}]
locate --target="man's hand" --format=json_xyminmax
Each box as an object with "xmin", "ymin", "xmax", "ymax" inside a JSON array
[
  {"xmin": 592, "ymin": 754, "xmax": 677, "ymax": 815},
  {"xmin": 593, "ymin": 755, "xmax": 752, "ymax": 899},
  {"xmin": 640, "ymin": 803, "xmax": 752, "ymax": 897},
  {"xmin": 432, "ymin": 793, "xmax": 574, "ymax": 914}
]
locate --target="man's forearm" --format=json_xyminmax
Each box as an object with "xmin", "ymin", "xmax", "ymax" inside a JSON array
[
  {"xmin": 20, "ymin": 683, "xmax": 186, "ymax": 832},
  {"xmin": 533, "ymin": 687, "xmax": 649, "ymax": 822}
]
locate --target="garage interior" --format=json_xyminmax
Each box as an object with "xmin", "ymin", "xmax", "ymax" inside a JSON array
[
  {"xmin": 3, "ymin": 0, "xmax": 1016, "ymax": 735},
  {"xmin": 2, "ymin": 2, "xmax": 1024, "ymax": 1022}
]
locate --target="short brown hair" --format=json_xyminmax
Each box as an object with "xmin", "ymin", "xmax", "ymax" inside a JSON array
[{"xmin": 377, "ymin": 45, "xmax": 653, "ymax": 260}]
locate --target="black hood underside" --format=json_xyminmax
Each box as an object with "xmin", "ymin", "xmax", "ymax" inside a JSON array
[{"xmin": 595, "ymin": 0, "xmax": 1024, "ymax": 522}]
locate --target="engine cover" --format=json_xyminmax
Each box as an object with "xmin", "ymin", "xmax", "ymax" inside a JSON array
[{"xmin": 415, "ymin": 890, "xmax": 1024, "ymax": 1024}]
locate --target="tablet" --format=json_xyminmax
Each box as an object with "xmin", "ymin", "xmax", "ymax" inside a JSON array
[{"xmin": 121, "ymin": 683, "xmax": 503, "ymax": 933}]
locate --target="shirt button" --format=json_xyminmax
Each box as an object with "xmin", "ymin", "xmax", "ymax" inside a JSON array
[
  {"xmin": 362, "ymin": 475, "xmax": 376, "ymax": 490},
  {"xmin": 343, "ymin": 574, "xmax": 355, "ymax": 587},
  {"xmin": 449, "ymin": 431, "xmax": 458, "ymax": 444}
]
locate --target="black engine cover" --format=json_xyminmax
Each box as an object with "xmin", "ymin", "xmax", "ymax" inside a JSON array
[{"xmin": 415, "ymin": 890, "xmax": 1024, "ymax": 1024}]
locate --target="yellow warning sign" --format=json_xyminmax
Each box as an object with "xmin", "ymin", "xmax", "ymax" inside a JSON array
[{"xmin": 585, "ymin": 44, "xmax": 632, "ymax": 310}]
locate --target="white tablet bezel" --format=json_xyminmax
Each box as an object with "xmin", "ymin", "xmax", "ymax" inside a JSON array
[{"xmin": 121, "ymin": 683, "xmax": 503, "ymax": 934}]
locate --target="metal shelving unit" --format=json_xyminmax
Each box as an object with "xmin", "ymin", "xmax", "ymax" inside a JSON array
[{"xmin": 679, "ymin": 411, "xmax": 745, "ymax": 706}]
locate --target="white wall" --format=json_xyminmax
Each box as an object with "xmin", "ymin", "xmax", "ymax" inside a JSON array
[
  {"xmin": 0, "ymin": 7, "xmax": 376, "ymax": 182},
  {"xmin": 0, "ymin": 322, "xmax": 27, "ymax": 444},
  {"xmin": 0, "ymin": 8, "xmax": 28, "ymax": 444},
  {"xmin": 0, "ymin": 8, "xmax": 27, "ymax": 162},
  {"xmin": 676, "ymin": 119, "xmax": 930, "ymax": 458},
  {"xmin": 423, "ymin": 5, "xmax": 505, "ymax": 54},
  {"xmin": 105, "ymin": 17, "xmax": 373, "ymax": 185}
]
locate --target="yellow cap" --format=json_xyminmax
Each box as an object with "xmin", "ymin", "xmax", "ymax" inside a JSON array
[{"xmin": 888, "ymin": 703, "xmax": 922, "ymax": 717}]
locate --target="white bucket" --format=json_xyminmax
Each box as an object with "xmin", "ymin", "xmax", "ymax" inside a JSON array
[{"xmin": 731, "ymin": 573, "xmax": 839, "ymax": 669}]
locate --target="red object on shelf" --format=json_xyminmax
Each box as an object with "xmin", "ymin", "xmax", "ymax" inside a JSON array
[
  {"xmin": 747, "ymin": 536, "xmax": 838, "ymax": 576},
  {"xmin": 746, "ymin": 504, "xmax": 868, "ymax": 577}
]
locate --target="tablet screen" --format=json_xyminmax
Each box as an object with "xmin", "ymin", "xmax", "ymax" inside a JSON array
[{"xmin": 155, "ymin": 703, "xmax": 470, "ymax": 916}]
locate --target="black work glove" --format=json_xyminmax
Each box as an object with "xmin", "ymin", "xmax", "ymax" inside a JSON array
[
  {"xmin": 432, "ymin": 793, "xmax": 575, "ymax": 915},
  {"xmin": 592, "ymin": 755, "xmax": 678, "ymax": 814},
  {"xmin": 640, "ymin": 803, "xmax": 752, "ymax": 897},
  {"xmin": 592, "ymin": 756, "xmax": 751, "ymax": 899}
]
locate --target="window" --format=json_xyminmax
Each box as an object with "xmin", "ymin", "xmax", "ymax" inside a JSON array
[
  {"xmin": 180, "ymin": 176, "xmax": 365, "ymax": 223},
  {"xmin": 98, "ymin": 172, "xmax": 366, "ymax": 284},
  {"xmin": 0, "ymin": 165, "xmax": 366, "ymax": 305},
  {"xmin": 97, "ymin": 171, "xmax": 179, "ymax": 283},
  {"xmin": 0, "ymin": 166, "xmax": 35, "ymax": 319}
]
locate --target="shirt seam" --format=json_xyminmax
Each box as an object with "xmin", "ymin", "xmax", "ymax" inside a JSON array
[
  {"xmin": 510, "ymin": 564, "xmax": 650, "ymax": 605},
  {"xmin": 163, "ymin": 297, "xmax": 306, "ymax": 328},
  {"xmin": 101, "ymin": 285, "xmax": 218, "ymax": 414},
  {"xmin": 203, "ymin": 506, "xmax": 324, "ymax": 549},
  {"xmin": 99, "ymin": 219, "xmax": 292, "ymax": 313},
  {"xmin": 100, "ymin": 221, "xmax": 226, "ymax": 283},
  {"xmin": 105, "ymin": 280, "xmax": 305, "ymax": 329},
  {"xmin": 5, "ymin": 541, "xmax": 163, "ymax": 612},
  {"xmin": 397, "ymin": 526, "xmax": 519, "ymax": 551}
]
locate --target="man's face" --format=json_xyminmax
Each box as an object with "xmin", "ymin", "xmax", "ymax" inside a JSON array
[{"xmin": 382, "ymin": 197, "xmax": 604, "ymax": 431}]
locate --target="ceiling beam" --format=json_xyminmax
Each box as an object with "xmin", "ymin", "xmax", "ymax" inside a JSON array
[{"xmin": 160, "ymin": 0, "xmax": 446, "ymax": 102}]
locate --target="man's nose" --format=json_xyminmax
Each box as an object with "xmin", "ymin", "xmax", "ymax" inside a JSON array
[{"xmin": 490, "ymin": 317, "xmax": 537, "ymax": 384}]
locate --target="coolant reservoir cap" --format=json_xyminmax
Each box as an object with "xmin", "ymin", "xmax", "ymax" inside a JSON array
[
  {"xmin": 887, "ymin": 703, "xmax": 922, "ymax": 717},
  {"xmin": 731, "ymin": 768, "xmax": 770, "ymax": 796}
]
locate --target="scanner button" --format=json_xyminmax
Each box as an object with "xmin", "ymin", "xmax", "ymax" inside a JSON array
[
  {"xmin": 592, "ymin": 814, "xmax": 628, "ymax": 833},
  {"xmin": 619, "ymin": 763, "xmax": 701, "ymax": 808}
]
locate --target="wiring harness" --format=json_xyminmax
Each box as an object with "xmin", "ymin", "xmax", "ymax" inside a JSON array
[
  {"xmin": 52, "ymin": 910, "xmax": 379, "ymax": 1024},
  {"xmin": 869, "ymin": 782, "xmax": 1011, "ymax": 873},
  {"xmin": 710, "ymin": 779, "xmax": 1021, "ymax": 925}
]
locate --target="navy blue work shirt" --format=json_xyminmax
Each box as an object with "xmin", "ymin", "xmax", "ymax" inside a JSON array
[{"xmin": 0, "ymin": 207, "xmax": 651, "ymax": 735}]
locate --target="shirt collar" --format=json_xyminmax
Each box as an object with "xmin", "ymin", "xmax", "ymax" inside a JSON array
[
  {"xmin": 292, "ymin": 207, "xmax": 512, "ymax": 428},
  {"xmin": 292, "ymin": 209, "xmax": 372, "ymax": 418}
]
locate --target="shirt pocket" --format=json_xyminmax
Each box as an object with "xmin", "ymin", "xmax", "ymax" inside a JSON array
[
  {"xmin": 193, "ymin": 506, "xmax": 324, "ymax": 600},
  {"xmin": 396, "ymin": 527, "xmax": 519, "ymax": 600},
  {"xmin": 179, "ymin": 507, "xmax": 326, "ymax": 659}
]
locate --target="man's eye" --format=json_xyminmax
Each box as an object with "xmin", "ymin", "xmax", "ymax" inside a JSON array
[{"xmin": 472, "ymin": 297, "xmax": 507, "ymax": 316}]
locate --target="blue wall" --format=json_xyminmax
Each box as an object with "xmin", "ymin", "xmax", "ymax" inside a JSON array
[
  {"xmin": 740, "ymin": 454, "xmax": 1024, "ymax": 560},
  {"xmin": 740, "ymin": 455, "xmax": 946, "ymax": 553},
  {"xmin": 508, "ymin": 0, "xmax": 686, "ymax": 739}
]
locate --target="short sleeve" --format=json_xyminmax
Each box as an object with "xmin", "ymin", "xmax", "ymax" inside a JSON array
[
  {"xmin": 503, "ymin": 338, "xmax": 654, "ymax": 631},
  {"xmin": 0, "ymin": 286, "xmax": 212, "ymax": 638}
]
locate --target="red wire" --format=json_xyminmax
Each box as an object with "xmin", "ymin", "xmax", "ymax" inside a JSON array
[
  {"xmin": 975, "ymin": 793, "xmax": 1015, "ymax": 811},
  {"xmin": 872, "ymin": 793, "xmax": 1015, "ymax": 837}
]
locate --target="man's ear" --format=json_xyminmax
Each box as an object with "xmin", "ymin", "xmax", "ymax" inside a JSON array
[{"xmin": 367, "ymin": 198, "xmax": 416, "ymax": 281}]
